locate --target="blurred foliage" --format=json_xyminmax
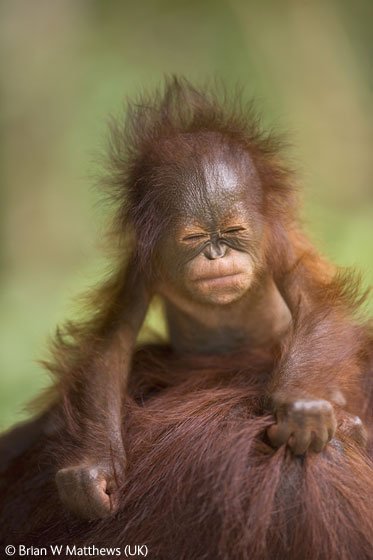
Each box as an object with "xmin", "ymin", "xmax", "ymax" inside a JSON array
[{"xmin": 0, "ymin": 0, "xmax": 372, "ymax": 430}]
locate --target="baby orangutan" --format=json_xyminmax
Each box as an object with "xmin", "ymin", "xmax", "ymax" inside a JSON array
[{"xmin": 23, "ymin": 78, "xmax": 370, "ymax": 520}]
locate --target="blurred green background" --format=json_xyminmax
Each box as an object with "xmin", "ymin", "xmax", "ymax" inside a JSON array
[{"xmin": 1, "ymin": 0, "xmax": 372, "ymax": 430}]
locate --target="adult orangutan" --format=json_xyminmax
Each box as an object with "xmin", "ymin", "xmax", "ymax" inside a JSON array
[{"xmin": 0, "ymin": 78, "xmax": 372, "ymax": 560}]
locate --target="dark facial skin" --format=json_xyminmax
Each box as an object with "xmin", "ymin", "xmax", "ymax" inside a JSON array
[{"xmin": 157, "ymin": 147, "xmax": 265, "ymax": 305}]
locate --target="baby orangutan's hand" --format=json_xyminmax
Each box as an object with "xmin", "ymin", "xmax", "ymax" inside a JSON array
[
  {"xmin": 267, "ymin": 398, "xmax": 337, "ymax": 455},
  {"xmin": 56, "ymin": 460, "xmax": 123, "ymax": 521}
]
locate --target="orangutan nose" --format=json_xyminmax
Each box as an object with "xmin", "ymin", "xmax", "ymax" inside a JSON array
[{"xmin": 203, "ymin": 242, "xmax": 227, "ymax": 260}]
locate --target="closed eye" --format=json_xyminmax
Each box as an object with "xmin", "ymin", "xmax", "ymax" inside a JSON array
[
  {"xmin": 182, "ymin": 233, "xmax": 208, "ymax": 242},
  {"xmin": 223, "ymin": 226, "xmax": 247, "ymax": 235}
]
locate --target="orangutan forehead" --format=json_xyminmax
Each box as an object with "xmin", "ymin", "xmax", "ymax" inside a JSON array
[
  {"xmin": 164, "ymin": 159, "xmax": 259, "ymax": 229},
  {"xmin": 181, "ymin": 146, "xmax": 261, "ymax": 208},
  {"xmin": 156, "ymin": 138, "xmax": 257, "ymax": 189},
  {"xmin": 200, "ymin": 153, "xmax": 258, "ymax": 197},
  {"xmin": 146, "ymin": 134, "xmax": 262, "ymax": 225}
]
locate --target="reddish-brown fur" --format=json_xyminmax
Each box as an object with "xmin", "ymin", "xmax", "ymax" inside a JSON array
[
  {"xmin": 1, "ymin": 345, "xmax": 373, "ymax": 559},
  {"xmin": 0, "ymin": 77, "xmax": 372, "ymax": 558}
]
